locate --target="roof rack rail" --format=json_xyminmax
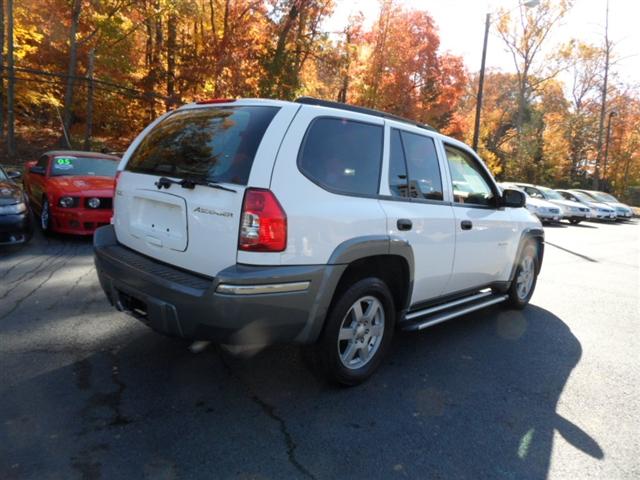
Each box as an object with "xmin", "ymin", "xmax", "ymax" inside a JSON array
[{"xmin": 294, "ymin": 96, "xmax": 437, "ymax": 133}]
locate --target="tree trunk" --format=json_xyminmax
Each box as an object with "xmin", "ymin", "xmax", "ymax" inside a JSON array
[
  {"xmin": 84, "ymin": 49, "xmax": 95, "ymax": 150},
  {"xmin": 166, "ymin": 13, "xmax": 177, "ymax": 110},
  {"xmin": 7, "ymin": 0, "xmax": 14, "ymax": 157},
  {"xmin": 593, "ymin": 0, "xmax": 610, "ymax": 189},
  {"xmin": 260, "ymin": 0, "xmax": 301, "ymax": 98},
  {"xmin": 0, "ymin": 0, "xmax": 4, "ymax": 139},
  {"xmin": 62, "ymin": 0, "xmax": 82, "ymax": 146},
  {"xmin": 212, "ymin": 0, "xmax": 230, "ymax": 97}
]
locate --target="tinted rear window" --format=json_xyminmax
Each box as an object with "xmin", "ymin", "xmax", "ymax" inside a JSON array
[
  {"xmin": 126, "ymin": 106, "xmax": 279, "ymax": 185},
  {"xmin": 298, "ymin": 117, "xmax": 383, "ymax": 196}
]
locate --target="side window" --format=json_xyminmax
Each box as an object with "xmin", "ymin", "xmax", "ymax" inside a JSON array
[
  {"xmin": 36, "ymin": 155, "xmax": 49, "ymax": 169},
  {"xmin": 388, "ymin": 129, "xmax": 408, "ymax": 197},
  {"xmin": 388, "ymin": 128, "xmax": 443, "ymax": 201},
  {"xmin": 298, "ymin": 117, "xmax": 383, "ymax": 196},
  {"xmin": 445, "ymin": 146, "xmax": 495, "ymax": 206},
  {"xmin": 524, "ymin": 187, "xmax": 543, "ymax": 199}
]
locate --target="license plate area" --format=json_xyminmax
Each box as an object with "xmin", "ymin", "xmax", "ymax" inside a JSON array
[{"xmin": 128, "ymin": 191, "xmax": 188, "ymax": 251}]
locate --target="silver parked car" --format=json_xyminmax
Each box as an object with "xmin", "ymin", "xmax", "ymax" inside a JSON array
[
  {"xmin": 512, "ymin": 183, "xmax": 591, "ymax": 225},
  {"xmin": 500, "ymin": 183, "xmax": 561, "ymax": 224},
  {"xmin": 573, "ymin": 190, "xmax": 633, "ymax": 220},
  {"xmin": 555, "ymin": 190, "xmax": 617, "ymax": 221}
]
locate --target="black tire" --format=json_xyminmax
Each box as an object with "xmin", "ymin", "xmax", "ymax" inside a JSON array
[
  {"xmin": 306, "ymin": 277, "xmax": 396, "ymax": 386},
  {"xmin": 506, "ymin": 242, "xmax": 539, "ymax": 309},
  {"xmin": 40, "ymin": 198, "xmax": 52, "ymax": 235},
  {"xmin": 569, "ymin": 219, "xmax": 581, "ymax": 225}
]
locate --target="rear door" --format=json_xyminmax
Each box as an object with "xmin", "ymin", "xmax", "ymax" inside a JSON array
[
  {"xmin": 378, "ymin": 125, "xmax": 456, "ymax": 304},
  {"xmin": 440, "ymin": 142, "xmax": 517, "ymax": 292},
  {"xmin": 114, "ymin": 102, "xmax": 298, "ymax": 277}
]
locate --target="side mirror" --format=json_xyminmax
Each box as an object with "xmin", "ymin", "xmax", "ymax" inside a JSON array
[
  {"xmin": 501, "ymin": 188, "xmax": 526, "ymax": 208},
  {"xmin": 7, "ymin": 169, "xmax": 22, "ymax": 180},
  {"xmin": 29, "ymin": 166, "xmax": 46, "ymax": 175}
]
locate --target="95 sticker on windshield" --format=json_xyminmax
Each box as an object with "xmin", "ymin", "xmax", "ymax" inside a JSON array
[{"xmin": 55, "ymin": 157, "xmax": 75, "ymax": 170}]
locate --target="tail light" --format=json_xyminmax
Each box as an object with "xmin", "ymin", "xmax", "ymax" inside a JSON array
[{"xmin": 239, "ymin": 189, "xmax": 287, "ymax": 252}]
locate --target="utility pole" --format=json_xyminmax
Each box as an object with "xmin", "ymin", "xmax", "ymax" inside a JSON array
[
  {"xmin": 602, "ymin": 110, "xmax": 616, "ymax": 188},
  {"xmin": 593, "ymin": 0, "xmax": 610, "ymax": 190},
  {"xmin": 472, "ymin": 13, "xmax": 491, "ymax": 152},
  {"xmin": 84, "ymin": 49, "xmax": 95, "ymax": 150},
  {"xmin": 7, "ymin": 0, "xmax": 14, "ymax": 158},
  {"xmin": 471, "ymin": 1, "xmax": 540, "ymax": 153}
]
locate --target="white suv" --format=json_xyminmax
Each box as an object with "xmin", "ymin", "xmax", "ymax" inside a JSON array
[{"xmin": 94, "ymin": 97, "xmax": 544, "ymax": 385}]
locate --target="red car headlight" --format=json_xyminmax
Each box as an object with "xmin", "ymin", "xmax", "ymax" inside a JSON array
[{"xmin": 58, "ymin": 196, "xmax": 79, "ymax": 208}]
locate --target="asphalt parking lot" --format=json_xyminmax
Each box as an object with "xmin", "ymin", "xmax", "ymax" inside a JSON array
[{"xmin": 1, "ymin": 219, "xmax": 638, "ymax": 480}]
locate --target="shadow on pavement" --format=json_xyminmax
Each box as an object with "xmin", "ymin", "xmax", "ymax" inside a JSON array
[{"xmin": 0, "ymin": 304, "xmax": 602, "ymax": 479}]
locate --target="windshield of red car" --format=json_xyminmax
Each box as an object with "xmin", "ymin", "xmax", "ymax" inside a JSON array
[{"xmin": 50, "ymin": 156, "xmax": 118, "ymax": 177}]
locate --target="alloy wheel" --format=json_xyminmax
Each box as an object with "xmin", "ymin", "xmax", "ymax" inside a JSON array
[
  {"xmin": 337, "ymin": 295, "xmax": 385, "ymax": 370},
  {"xmin": 516, "ymin": 255, "xmax": 535, "ymax": 300}
]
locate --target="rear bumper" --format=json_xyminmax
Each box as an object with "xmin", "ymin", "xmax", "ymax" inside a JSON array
[
  {"xmin": 93, "ymin": 225, "xmax": 343, "ymax": 345},
  {"xmin": 0, "ymin": 212, "xmax": 32, "ymax": 245},
  {"xmin": 52, "ymin": 207, "xmax": 112, "ymax": 235}
]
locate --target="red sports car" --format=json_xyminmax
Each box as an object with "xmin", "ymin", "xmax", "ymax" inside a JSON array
[{"xmin": 24, "ymin": 150, "xmax": 120, "ymax": 235}]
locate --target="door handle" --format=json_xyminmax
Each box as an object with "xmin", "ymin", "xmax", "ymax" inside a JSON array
[
  {"xmin": 461, "ymin": 220, "xmax": 473, "ymax": 230},
  {"xmin": 397, "ymin": 219, "xmax": 412, "ymax": 231}
]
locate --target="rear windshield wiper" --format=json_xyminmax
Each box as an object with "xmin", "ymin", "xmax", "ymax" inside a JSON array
[{"xmin": 155, "ymin": 176, "xmax": 236, "ymax": 193}]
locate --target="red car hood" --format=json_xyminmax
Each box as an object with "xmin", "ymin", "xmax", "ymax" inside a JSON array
[{"xmin": 48, "ymin": 176, "xmax": 114, "ymax": 196}]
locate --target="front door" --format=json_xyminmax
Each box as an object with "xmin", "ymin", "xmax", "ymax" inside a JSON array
[
  {"xmin": 441, "ymin": 143, "xmax": 517, "ymax": 293},
  {"xmin": 378, "ymin": 126, "xmax": 456, "ymax": 304},
  {"xmin": 27, "ymin": 155, "xmax": 50, "ymax": 212}
]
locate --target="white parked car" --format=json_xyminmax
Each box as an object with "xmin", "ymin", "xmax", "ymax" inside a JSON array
[
  {"xmin": 94, "ymin": 97, "xmax": 544, "ymax": 385},
  {"xmin": 512, "ymin": 183, "xmax": 591, "ymax": 224},
  {"xmin": 573, "ymin": 190, "xmax": 633, "ymax": 220},
  {"xmin": 555, "ymin": 190, "xmax": 617, "ymax": 221},
  {"xmin": 499, "ymin": 183, "xmax": 561, "ymax": 224}
]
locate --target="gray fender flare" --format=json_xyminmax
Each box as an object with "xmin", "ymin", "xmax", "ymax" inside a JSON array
[
  {"xmin": 300, "ymin": 235, "xmax": 415, "ymax": 343},
  {"xmin": 328, "ymin": 235, "xmax": 414, "ymax": 296}
]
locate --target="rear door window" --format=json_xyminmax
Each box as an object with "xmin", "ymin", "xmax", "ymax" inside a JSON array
[
  {"xmin": 388, "ymin": 129, "xmax": 409, "ymax": 197},
  {"xmin": 399, "ymin": 130, "xmax": 443, "ymax": 201},
  {"xmin": 126, "ymin": 106, "xmax": 279, "ymax": 185},
  {"xmin": 388, "ymin": 129, "xmax": 443, "ymax": 201},
  {"xmin": 298, "ymin": 117, "xmax": 383, "ymax": 196}
]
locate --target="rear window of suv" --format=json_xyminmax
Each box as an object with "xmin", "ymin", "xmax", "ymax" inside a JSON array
[{"xmin": 126, "ymin": 106, "xmax": 279, "ymax": 185}]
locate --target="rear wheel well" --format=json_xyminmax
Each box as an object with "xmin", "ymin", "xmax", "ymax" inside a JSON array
[{"xmin": 331, "ymin": 255, "xmax": 410, "ymax": 315}]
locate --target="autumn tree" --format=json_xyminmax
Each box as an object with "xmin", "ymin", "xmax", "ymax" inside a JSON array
[
  {"xmin": 356, "ymin": 0, "xmax": 467, "ymax": 136},
  {"xmin": 496, "ymin": 0, "xmax": 573, "ymax": 179},
  {"xmin": 260, "ymin": 0, "xmax": 334, "ymax": 99}
]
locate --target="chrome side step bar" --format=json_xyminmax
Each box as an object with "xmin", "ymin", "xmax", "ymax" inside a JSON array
[
  {"xmin": 404, "ymin": 290, "xmax": 493, "ymax": 321},
  {"xmin": 402, "ymin": 294, "xmax": 508, "ymax": 332}
]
